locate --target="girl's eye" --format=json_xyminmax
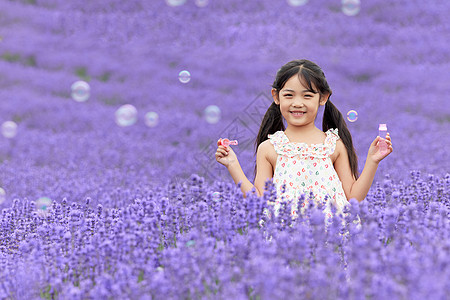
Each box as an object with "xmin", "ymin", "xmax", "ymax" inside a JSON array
[{"xmin": 284, "ymin": 94, "xmax": 292, "ymax": 97}]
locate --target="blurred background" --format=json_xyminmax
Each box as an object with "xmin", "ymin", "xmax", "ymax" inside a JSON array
[{"xmin": 0, "ymin": 0, "xmax": 449, "ymax": 205}]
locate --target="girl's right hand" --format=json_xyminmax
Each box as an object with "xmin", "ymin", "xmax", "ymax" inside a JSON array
[{"xmin": 215, "ymin": 138, "xmax": 238, "ymax": 168}]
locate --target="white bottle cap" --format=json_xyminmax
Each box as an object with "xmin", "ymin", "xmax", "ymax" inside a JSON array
[{"xmin": 379, "ymin": 124, "xmax": 387, "ymax": 131}]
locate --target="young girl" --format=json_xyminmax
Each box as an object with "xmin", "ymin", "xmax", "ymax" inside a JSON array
[{"xmin": 215, "ymin": 59, "xmax": 393, "ymax": 224}]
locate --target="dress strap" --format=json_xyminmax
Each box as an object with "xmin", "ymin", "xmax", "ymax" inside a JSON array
[
  {"xmin": 325, "ymin": 128, "xmax": 340, "ymax": 154},
  {"xmin": 267, "ymin": 131, "xmax": 286, "ymax": 155}
]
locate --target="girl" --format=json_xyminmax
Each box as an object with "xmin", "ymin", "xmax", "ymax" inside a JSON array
[{"xmin": 215, "ymin": 59, "xmax": 393, "ymax": 224}]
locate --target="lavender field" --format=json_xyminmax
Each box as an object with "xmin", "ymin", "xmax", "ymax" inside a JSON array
[{"xmin": 0, "ymin": 0, "xmax": 449, "ymax": 299}]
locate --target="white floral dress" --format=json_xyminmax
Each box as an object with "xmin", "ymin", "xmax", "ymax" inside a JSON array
[{"xmin": 265, "ymin": 128, "xmax": 361, "ymax": 227}]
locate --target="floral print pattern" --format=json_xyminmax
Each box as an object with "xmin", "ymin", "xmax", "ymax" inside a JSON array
[{"xmin": 265, "ymin": 128, "xmax": 361, "ymax": 226}]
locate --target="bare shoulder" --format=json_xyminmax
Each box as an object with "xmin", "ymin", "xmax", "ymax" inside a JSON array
[
  {"xmin": 331, "ymin": 138, "xmax": 346, "ymax": 163},
  {"xmin": 258, "ymin": 139, "xmax": 277, "ymax": 170}
]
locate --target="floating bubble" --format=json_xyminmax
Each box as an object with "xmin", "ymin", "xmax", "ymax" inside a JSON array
[
  {"xmin": 36, "ymin": 197, "xmax": 52, "ymax": 216},
  {"xmin": 115, "ymin": 104, "xmax": 138, "ymax": 127},
  {"xmin": 1, "ymin": 121, "xmax": 18, "ymax": 138},
  {"xmin": 186, "ymin": 240, "xmax": 196, "ymax": 247},
  {"xmin": 166, "ymin": 0, "xmax": 186, "ymax": 6},
  {"xmin": 71, "ymin": 81, "xmax": 90, "ymax": 102},
  {"xmin": 287, "ymin": 0, "xmax": 308, "ymax": 6},
  {"xmin": 204, "ymin": 105, "xmax": 221, "ymax": 124},
  {"xmin": 212, "ymin": 192, "xmax": 221, "ymax": 202},
  {"xmin": 342, "ymin": 0, "xmax": 361, "ymax": 16},
  {"xmin": 0, "ymin": 188, "xmax": 5, "ymax": 204},
  {"xmin": 347, "ymin": 110, "xmax": 358, "ymax": 122},
  {"xmin": 144, "ymin": 111, "xmax": 159, "ymax": 128},
  {"xmin": 195, "ymin": 0, "xmax": 208, "ymax": 7},
  {"xmin": 178, "ymin": 70, "xmax": 191, "ymax": 84}
]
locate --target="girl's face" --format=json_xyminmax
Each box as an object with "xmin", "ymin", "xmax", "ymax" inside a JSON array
[{"xmin": 271, "ymin": 75, "xmax": 328, "ymax": 127}]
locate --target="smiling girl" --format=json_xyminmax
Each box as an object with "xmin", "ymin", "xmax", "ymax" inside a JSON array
[{"xmin": 216, "ymin": 59, "xmax": 393, "ymax": 223}]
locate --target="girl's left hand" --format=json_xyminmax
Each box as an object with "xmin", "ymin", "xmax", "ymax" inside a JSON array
[{"xmin": 368, "ymin": 133, "xmax": 393, "ymax": 164}]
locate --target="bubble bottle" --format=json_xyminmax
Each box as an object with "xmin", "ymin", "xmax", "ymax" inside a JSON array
[
  {"xmin": 378, "ymin": 124, "xmax": 388, "ymax": 155},
  {"xmin": 220, "ymin": 138, "xmax": 238, "ymax": 149}
]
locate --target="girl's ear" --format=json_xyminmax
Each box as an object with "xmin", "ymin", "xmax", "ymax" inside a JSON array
[
  {"xmin": 319, "ymin": 92, "xmax": 330, "ymax": 106},
  {"xmin": 271, "ymin": 88, "xmax": 279, "ymax": 105}
]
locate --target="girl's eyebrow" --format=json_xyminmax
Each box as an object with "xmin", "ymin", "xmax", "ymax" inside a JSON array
[{"xmin": 281, "ymin": 88, "xmax": 316, "ymax": 93}]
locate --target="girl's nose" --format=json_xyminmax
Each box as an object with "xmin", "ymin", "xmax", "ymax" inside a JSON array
[{"xmin": 292, "ymin": 100, "xmax": 305, "ymax": 108}]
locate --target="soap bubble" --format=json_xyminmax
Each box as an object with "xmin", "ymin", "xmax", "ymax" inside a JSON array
[
  {"xmin": 1, "ymin": 121, "xmax": 18, "ymax": 138},
  {"xmin": 178, "ymin": 70, "xmax": 191, "ymax": 84},
  {"xmin": 0, "ymin": 188, "xmax": 6, "ymax": 204},
  {"xmin": 36, "ymin": 197, "xmax": 52, "ymax": 216},
  {"xmin": 204, "ymin": 105, "xmax": 221, "ymax": 124},
  {"xmin": 347, "ymin": 110, "xmax": 358, "ymax": 122},
  {"xmin": 186, "ymin": 240, "xmax": 196, "ymax": 247},
  {"xmin": 115, "ymin": 104, "xmax": 138, "ymax": 127},
  {"xmin": 165, "ymin": 0, "xmax": 186, "ymax": 6},
  {"xmin": 195, "ymin": 0, "xmax": 208, "ymax": 7},
  {"xmin": 342, "ymin": 0, "xmax": 361, "ymax": 16},
  {"xmin": 144, "ymin": 111, "xmax": 159, "ymax": 127},
  {"xmin": 212, "ymin": 192, "xmax": 221, "ymax": 202},
  {"xmin": 71, "ymin": 81, "xmax": 90, "ymax": 102},
  {"xmin": 287, "ymin": 0, "xmax": 308, "ymax": 6}
]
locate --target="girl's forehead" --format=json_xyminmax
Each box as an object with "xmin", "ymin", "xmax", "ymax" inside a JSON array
[{"xmin": 283, "ymin": 75, "xmax": 317, "ymax": 91}]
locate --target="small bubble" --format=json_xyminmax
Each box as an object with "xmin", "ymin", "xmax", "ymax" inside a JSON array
[
  {"xmin": 195, "ymin": 0, "xmax": 208, "ymax": 7},
  {"xmin": 166, "ymin": 0, "xmax": 186, "ymax": 6},
  {"xmin": 144, "ymin": 111, "xmax": 159, "ymax": 127},
  {"xmin": 36, "ymin": 197, "xmax": 52, "ymax": 217},
  {"xmin": 186, "ymin": 240, "xmax": 196, "ymax": 247},
  {"xmin": 287, "ymin": 0, "xmax": 308, "ymax": 6},
  {"xmin": 1, "ymin": 121, "xmax": 18, "ymax": 138},
  {"xmin": 204, "ymin": 105, "xmax": 221, "ymax": 124},
  {"xmin": 212, "ymin": 192, "xmax": 221, "ymax": 202},
  {"xmin": 178, "ymin": 70, "xmax": 191, "ymax": 84},
  {"xmin": 342, "ymin": 0, "xmax": 361, "ymax": 16},
  {"xmin": 115, "ymin": 104, "xmax": 138, "ymax": 127},
  {"xmin": 156, "ymin": 266, "xmax": 164, "ymax": 272},
  {"xmin": 346, "ymin": 110, "xmax": 358, "ymax": 122},
  {"xmin": 71, "ymin": 81, "xmax": 90, "ymax": 102},
  {"xmin": 0, "ymin": 188, "xmax": 6, "ymax": 204}
]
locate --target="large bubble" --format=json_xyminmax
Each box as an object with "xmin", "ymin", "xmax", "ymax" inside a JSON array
[
  {"xmin": 71, "ymin": 81, "xmax": 90, "ymax": 102},
  {"xmin": 166, "ymin": 0, "xmax": 186, "ymax": 7},
  {"xmin": 1, "ymin": 121, "xmax": 18, "ymax": 138},
  {"xmin": 346, "ymin": 110, "xmax": 358, "ymax": 122},
  {"xmin": 178, "ymin": 70, "xmax": 191, "ymax": 84},
  {"xmin": 204, "ymin": 105, "xmax": 221, "ymax": 124},
  {"xmin": 115, "ymin": 104, "xmax": 138, "ymax": 127},
  {"xmin": 287, "ymin": 0, "xmax": 308, "ymax": 6},
  {"xmin": 36, "ymin": 197, "xmax": 52, "ymax": 217},
  {"xmin": 342, "ymin": 0, "xmax": 361, "ymax": 16}
]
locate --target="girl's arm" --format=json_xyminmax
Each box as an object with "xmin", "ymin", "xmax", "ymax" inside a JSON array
[
  {"xmin": 216, "ymin": 139, "xmax": 273, "ymax": 198},
  {"xmin": 334, "ymin": 133, "xmax": 393, "ymax": 202}
]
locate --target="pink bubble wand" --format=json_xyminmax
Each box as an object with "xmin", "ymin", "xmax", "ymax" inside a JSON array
[{"xmin": 220, "ymin": 138, "xmax": 238, "ymax": 148}]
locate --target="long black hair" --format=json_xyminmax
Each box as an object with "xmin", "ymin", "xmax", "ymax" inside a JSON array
[{"xmin": 253, "ymin": 59, "xmax": 359, "ymax": 181}]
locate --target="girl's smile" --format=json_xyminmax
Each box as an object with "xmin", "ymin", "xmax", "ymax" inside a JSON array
[{"xmin": 290, "ymin": 111, "xmax": 306, "ymax": 117}]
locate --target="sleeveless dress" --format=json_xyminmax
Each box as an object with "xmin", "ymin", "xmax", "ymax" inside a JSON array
[{"xmin": 265, "ymin": 128, "xmax": 361, "ymax": 227}]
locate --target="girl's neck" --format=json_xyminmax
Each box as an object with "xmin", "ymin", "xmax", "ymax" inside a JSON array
[{"xmin": 284, "ymin": 124, "xmax": 323, "ymax": 143}]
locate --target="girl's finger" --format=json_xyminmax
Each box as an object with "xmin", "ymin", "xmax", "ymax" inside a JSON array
[{"xmin": 371, "ymin": 136, "xmax": 380, "ymax": 146}]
